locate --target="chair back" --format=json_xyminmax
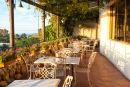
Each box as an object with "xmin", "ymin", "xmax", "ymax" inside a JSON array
[
  {"xmin": 62, "ymin": 75, "xmax": 73, "ymax": 87},
  {"xmin": 73, "ymin": 43, "xmax": 79, "ymax": 48},
  {"xmin": 55, "ymin": 57, "xmax": 66, "ymax": 79},
  {"xmin": 21, "ymin": 52, "xmax": 34, "ymax": 79},
  {"xmin": 52, "ymin": 46, "xmax": 59, "ymax": 53},
  {"xmin": 88, "ymin": 52, "xmax": 97, "ymax": 69},
  {"xmin": 33, "ymin": 61, "xmax": 57, "ymax": 79},
  {"xmin": 87, "ymin": 40, "xmax": 98, "ymax": 52},
  {"xmin": 64, "ymin": 49, "xmax": 73, "ymax": 57},
  {"xmin": 21, "ymin": 52, "xmax": 35, "ymax": 64},
  {"xmin": 58, "ymin": 43, "xmax": 64, "ymax": 50}
]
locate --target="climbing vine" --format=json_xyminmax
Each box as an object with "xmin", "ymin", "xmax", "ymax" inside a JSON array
[
  {"xmin": 35, "ymin": 0, "xmax": 110, "ymax": 37},
  {"xmin": 45, "ymin": 24, "xmax": 56, "ymax": 41}
]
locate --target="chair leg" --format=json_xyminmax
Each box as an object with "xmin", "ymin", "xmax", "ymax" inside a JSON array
[
  {"xmin": 74, "ymin": 71, "xmax": 77, "ymax": 87},
  {"xmin": 87, "ymin": 72, "xmax": 92, "ymax": 87},
  {"xmin": 89, "ymin": 74, "xmax": 92, "ymax": 82}
]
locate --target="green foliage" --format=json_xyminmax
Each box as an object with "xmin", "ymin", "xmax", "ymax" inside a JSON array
[
  {"xmin": 15, "ymin": 34, "xmax": 20, "ymax": 41},
  {"xmin": 21, "ymin": 33, "xmax": 27, "ymax": 39},
  {"xmin": 48, "ymin": 14, "xmax": 57, "ymax": 28},
  {"xmin": 36, "ymin": 0, "xmax": 110, "ymax": 37},
  {"xmin": 30, "ymin": 44, "xmax": 40, "ymax": 51},
  {"xmin": 37, "ymin": 0, "xmax": 110, "ymax": 17},
  {"xmin": 0, "ymin": 29, "xmax": 9, "ymax": 43},
  {"xmin": 45, "ymin": 24, "xmax": 56, "ymax": 41},
  {"xmin": 15, "ymin": 47, "xmax": 24, "ymax": 57},
  {"xmin": 61, "ymin": 17, "xmax": 74, "ymax": 36},
  {"xmin": 15, "ymin": 37, "xmax": 39, "ymax": 47},
  {"xmin": 49, "ymin": 41, "xmax": 54, "ymax": 45},
  {"xmin": 41, "ymin": 42, "xmax": 49, "ymax": 50},
  {"xmin": 55, "ymin": 40, "xmax": 60, "ymax": 45},
  {"xmin": 0, "ymin": 49, "xmax": 16, "ymax": 63},
  {"xmin": 0, "ymin": 44, "xmax": 9, "ymax": 51}
]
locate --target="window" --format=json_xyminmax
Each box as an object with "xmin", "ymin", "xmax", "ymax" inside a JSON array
[{"xmin": 111, "ymin": 0, "xmax": 130, "ymax": 42}]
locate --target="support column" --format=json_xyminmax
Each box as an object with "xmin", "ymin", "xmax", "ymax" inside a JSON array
[
  {"xmin": 96, "ymin": 18, "xmax": 98, "ymax": 39},
  {"xmin": 57, "ymin": 16, "xmax": 59, "ymax": 39},
  {"xmin": 123, "ymin": 0, "xmax": 127, "ymax": 41},
  {"xmin": 41, "ymin": 9, "xmax": 45, "ymax": 41},
  {"xmin": 9, "ymin": 0, "xmax": 15, "ymax": 47}
]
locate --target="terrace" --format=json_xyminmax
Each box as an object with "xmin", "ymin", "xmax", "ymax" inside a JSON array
[
  {"xmin": 19, "ymin": 48, "xmax": 130, "ymax": 87},
  {"xmin": 0, "ymin": 0, "xmax": 130, "ymax": 87},
  {"xmin": 0, "ymin": 39, "xmax": 130, "ymax": 87}
]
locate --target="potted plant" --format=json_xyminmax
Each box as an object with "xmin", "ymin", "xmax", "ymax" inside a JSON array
[
  {"xmin": 0, "ymin": 54, "xmax": 5, "ymax": 67},
  {"xmin": 15, "ymin": 47, "xmax": 24, "ymax": 60},
  {"xmin": 0, "ymin": 49, "xmax": 16, "ymax": 67},
  {"xmin": 30, "ymin": 44, "xmax": 40, "ymax": 54}
]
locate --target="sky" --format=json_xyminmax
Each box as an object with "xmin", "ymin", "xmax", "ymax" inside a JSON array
[{"xmin": 0, "ymin": 0, "xmax": 49, "ymax": 34}]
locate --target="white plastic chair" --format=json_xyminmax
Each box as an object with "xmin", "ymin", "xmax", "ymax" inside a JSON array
[
  {"xmin": 74, "ymin": 52, "xmax": 97, "ymax": 87},
  {"xmin": 62, "ymin": 75, "xmax": 73, "ymax": 87}
]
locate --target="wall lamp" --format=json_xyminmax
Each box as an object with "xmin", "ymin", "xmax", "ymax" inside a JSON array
[{"xmin": 18, "ymin": 0, "xmax": 23, "ymax": 8}]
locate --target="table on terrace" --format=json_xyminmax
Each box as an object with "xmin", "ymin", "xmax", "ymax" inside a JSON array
[
  {"xmin": 34, "ymin": 56, "xmax": 80, "ymax": 65},
  {"xmin": 34, "ymin": 56, "xmax": 80, "ymax": 77},
  {"xmin": 7, "ymin": 79, "xmax": 60, "ymax": 87}
]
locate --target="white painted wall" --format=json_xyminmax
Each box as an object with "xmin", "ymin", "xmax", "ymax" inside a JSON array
[
  {"xmin": 99, "ymin": 5, "xmax": 130, "ymax": 80},
  {"xmin": 73, "ymin": 20, "xmax": 99, "ymax": 39}
]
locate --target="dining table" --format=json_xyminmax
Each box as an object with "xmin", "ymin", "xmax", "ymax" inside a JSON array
[
  {"xmin": 58, "ymin": 47, "xmax": 81, "ymax": 57},
  {"xmin": 34, "ymin": 56, "xmax": 80, "ymax": 65},
  {"xmin": 7, "ymin": 79, "xmax": 60, "ymax": 87},
  {"xmin": 34, "ymin": 56, "xmax": 80, "ymax": 77}
]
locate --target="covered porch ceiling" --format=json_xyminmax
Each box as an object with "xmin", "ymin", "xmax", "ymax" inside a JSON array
[
  {"xmin": 8, "ymin": 0, "xmax": 110, "ymax": 47},
  {"xmin": 21, "ymin": 0, "xmax": 110, "ymax": 17}
]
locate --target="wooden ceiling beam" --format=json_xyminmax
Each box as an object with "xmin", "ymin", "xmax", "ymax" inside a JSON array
[
  {"xmin": 21, "ymin": 0, "xmax": 98, "ymax": 17},
  {"xmin": 21, "ymin": 0, "xmax": 61, "ymax": 16}
]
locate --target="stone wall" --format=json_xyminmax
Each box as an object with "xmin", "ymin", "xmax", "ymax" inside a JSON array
[
  {"xmin": 0, "ymin": 41, "xmax": 69, "ymax": 87},
  {"xmin": 0, "ymin": 60, "xmax": 26, "ymax": 87}
]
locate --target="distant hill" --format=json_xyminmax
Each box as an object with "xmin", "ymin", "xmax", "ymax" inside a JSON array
[{"xmin": 30, "ymin": 33, "xmax": 39, "ymax": 38}]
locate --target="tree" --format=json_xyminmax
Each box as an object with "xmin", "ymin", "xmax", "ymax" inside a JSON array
[
  {"xmin": 0, "ymin": 29, "xmax": 9, "ymax": 43},
  {"xmin": 15, "ymin": 37, "xmax": 39, "ymax": 47},
  {"xmin": 15, "ymin": 34, "xmax": 20, "ymax": 42},
  {"xmin": 21, "ymin": 33, "xmax": 27, "ymax": 39}
]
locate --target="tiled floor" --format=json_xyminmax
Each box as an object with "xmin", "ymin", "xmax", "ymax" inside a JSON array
[
  {"xmin": 21, "ymin": 48, "xmax": 130, "ymax": 87},
  {"xmin": 74, "ymin": 48, "xmax": 130, "ymax": 87}
]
